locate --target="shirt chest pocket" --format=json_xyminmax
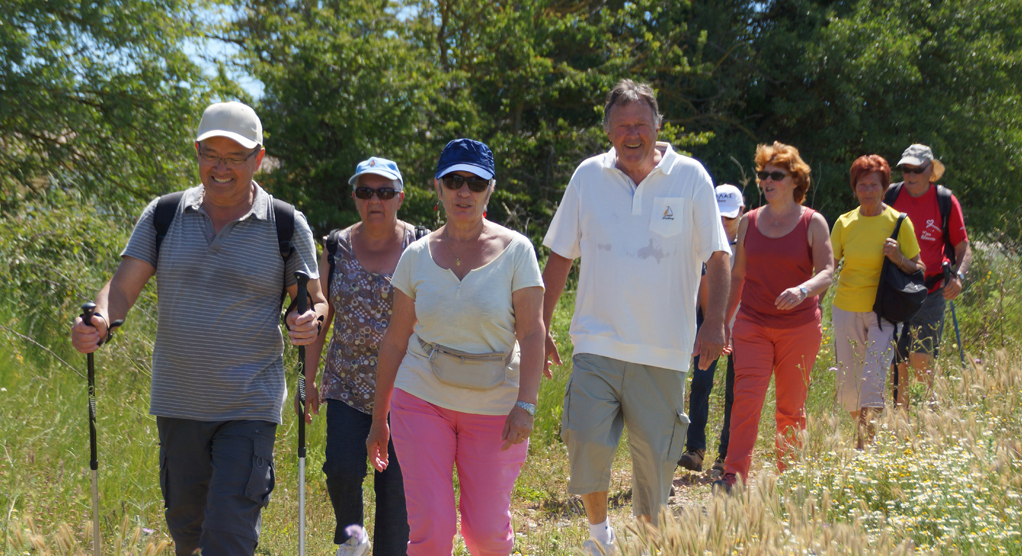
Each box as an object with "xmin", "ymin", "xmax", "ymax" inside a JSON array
[{"xmin": 649, "ymin": 197, "xmax": 687, "ymax": 238}]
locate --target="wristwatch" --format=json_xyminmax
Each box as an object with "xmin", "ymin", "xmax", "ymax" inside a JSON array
[
  {"xmin": 956, "ymin": 271, "xmax": 965, "ymax": 282},
  {"xmin": 515, "ymin": 400, "xmax": 537, "ymax": 416},
  {"xmin": 798, "ymin": 285, "xmax": 809, "ymax": 298}
]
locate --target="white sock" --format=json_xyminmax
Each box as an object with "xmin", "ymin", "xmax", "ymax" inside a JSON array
[
  {"xmin": 344, "ymin": 524, "xmax": 368, "ymax": 544},
  {"xmin": 589, "ymin": 519, "xmax": 612, "ymax": 544}
]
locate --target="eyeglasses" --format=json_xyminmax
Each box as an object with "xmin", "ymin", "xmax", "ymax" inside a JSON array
[
  {"xmin": 900, "ymin": 164, "xmax": 930, "ymax": 175},
  {"xmin": 198, "ymin": 147, "xmax": 261, "ymax": 167},
  {"xmin": 441, "ymin": 175, "xmax": 491, "ymax": 192},
  {"xmin": 756, "ymin": 171, "xmax": 789, "ymax": 181},
  {"xmin": 354, "ymin": 187, "xmax": 400, "ymax": 200}
]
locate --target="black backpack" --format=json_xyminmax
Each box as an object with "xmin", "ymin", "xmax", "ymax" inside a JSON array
[
  {"xmin": 884, "ymin": 182, "xmax": 956, "ymax": 287},
  {"xmin": 152, "ymin": 190, "xmax": 296, "ymax": 307},
  {"xmin": 873, "ymin": 213, "xmax": 927, "ymax": 331},
  {"xmin": 325, "ymin": 225, "xmax": 430, "ymax": 292}
]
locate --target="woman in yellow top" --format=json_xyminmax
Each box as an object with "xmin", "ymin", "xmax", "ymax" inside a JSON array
[{"xmin": 830, "ymin": 154, "xmax": 924, "ymax": 447}]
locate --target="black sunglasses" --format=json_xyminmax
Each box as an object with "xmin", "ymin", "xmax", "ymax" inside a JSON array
[
  {"xmin": 900, "ymin": 163, "xmax": 930, "ymax": 175},
  {"xmin": 441, "ymin": 175, "xmax": 491, "ymax": 192},
  {"xmin": 756, "ymin": 171, "xmax": 789, "ymax": 181},
  {"xmin": 354, "ymin": 187, "xmax": 399, "ymax": 200}
]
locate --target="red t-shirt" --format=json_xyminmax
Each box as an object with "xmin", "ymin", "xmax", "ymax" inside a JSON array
[{"xmin": 890, "ymin": 183, "xmax": 968, "ymax": 289}]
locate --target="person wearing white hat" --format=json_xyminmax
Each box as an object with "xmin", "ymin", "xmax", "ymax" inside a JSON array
[
  {"xmin": 71, "ymin": 101, "xmax": 328, "ymax": 555},
  {"xmin": 887, "ymin": 144, "xmax": 972, "ymax": 404},
  {"xmin": 678, "ymin": 184, "xmax": 744, "ymax": 476}
]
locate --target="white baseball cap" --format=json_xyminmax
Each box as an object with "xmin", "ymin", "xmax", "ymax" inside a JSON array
[
  {"xmin": 715, "ymin": 184, "xmax": 745, "ymax": 218},
  {"xmin": 195, "ymin": 102, "xmax": 263, "ymax": 149}
]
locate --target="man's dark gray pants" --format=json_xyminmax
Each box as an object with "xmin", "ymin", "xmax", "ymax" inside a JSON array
[{"xmin": 157, "ymin": 417, "xmax": 277, "ymax": 556}]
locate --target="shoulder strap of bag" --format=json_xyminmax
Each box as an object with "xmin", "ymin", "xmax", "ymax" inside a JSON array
[
  {"xmin": 936, "ymin": 185, "xmax": 956, "ymax": 266},
  {"xmin": 271, "ymin": 198, "xmax": 296, "ymax": 311},
  {"xmin": 271, "ymin": 198, "xmax": 295, "ymax": 261},
  {"xmin": 890, "ymin": 212, "xmax": 906, "ymax": 240},
  {"xmin": 325, "ymin": 228, "xmax": 344, "ymax": 292},
  {"xmin": 153, "ymin": 191, "xmax": 186, "ymax": 263},
  {"xmin": 883, "ymin": 182, "xmax": 904, "ymax": 207}
]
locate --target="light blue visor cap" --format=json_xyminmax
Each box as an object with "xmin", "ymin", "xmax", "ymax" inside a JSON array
[{"xmin": 348, "ymin": 157, "xmax": 403, "ymax": 188}]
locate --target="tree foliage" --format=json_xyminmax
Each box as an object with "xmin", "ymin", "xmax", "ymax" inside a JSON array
[{"xmin": 0, "ymin": 0, "xmax": 233, "ymax": 215}]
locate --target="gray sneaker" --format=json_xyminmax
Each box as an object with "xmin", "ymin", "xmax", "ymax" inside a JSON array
[
  {"xmin": 335, "ymin": 535, "xmax": 371, "ymax": 556},
  {"xmin": 678, "ymin": 448, "xmax": 705, "ymax": 472},
  {"xmin": 581, "ymin": 529, "xmax": 618, "ymax": 556}
]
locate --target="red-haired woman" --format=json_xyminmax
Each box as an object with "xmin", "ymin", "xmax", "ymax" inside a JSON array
[
  {"xmin": 830, "ymin": 155, "xmax": 923, "ymax": 447},
  {"xmin": 715, "ymin": 142, "xmax": 834, "ymax": 492}
]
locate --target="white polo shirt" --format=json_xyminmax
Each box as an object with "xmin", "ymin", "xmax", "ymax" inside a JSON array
[{"xmin": 543, "ymin": 143, "xmax": 730, "ymax": 372}]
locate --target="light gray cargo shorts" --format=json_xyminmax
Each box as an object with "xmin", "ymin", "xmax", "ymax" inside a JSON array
[{"xmin": 560, "ymin": 353, "xmax": 688, "ymax": 521}]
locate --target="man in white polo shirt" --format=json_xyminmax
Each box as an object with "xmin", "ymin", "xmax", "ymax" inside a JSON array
[{"xmin": 542, "ymin": 80, "xmax": 731, "ymax": 554}]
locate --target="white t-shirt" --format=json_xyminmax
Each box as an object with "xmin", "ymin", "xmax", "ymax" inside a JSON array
[
  {"xmin": 543, "ymin": 143, "xmax": 731, "ymax": 372},
  {"xmin": 391, "ymin": 231, "xmax": 544, "ymax": 415}
]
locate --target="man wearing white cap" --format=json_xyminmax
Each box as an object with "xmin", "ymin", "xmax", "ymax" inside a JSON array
[
  {"xmin": 71, "ymin": 101, "xmax": 328, "ymax": 555},
  {"xmin": 885, "ymin": 144, "xmax": 971, "ymax": 403},
  {"xmin": 678, "ymin": 184, "xmax": 744, "ymax": 475}
]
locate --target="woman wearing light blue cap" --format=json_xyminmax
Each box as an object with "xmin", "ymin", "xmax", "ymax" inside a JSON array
[
  {"xmin": 301, "ymin": 156, "xmax": 421, "ymax": 556},
  {"xmin": 367, "ymin": 139, "xmax": 546, "ymax": 555}
]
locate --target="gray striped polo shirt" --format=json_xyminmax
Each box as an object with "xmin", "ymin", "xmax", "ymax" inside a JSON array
[{"xmin": 122, "ymin": 184, "xmax": 318, "ymax": 424}]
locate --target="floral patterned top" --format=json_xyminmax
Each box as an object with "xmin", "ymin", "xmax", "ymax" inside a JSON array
[{"xmin": 321, "ymin": 224, "xmax": 418, "ymax": 414}]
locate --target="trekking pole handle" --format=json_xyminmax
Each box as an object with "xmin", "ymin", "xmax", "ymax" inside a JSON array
[
  {"xmin": 80, "ymin": 302, "xmax": 124, "ymax": 346},
  {"xmin": 942, "ymin": 261, "xmax": 952, "ymax": 285},
  {"xmin": 294, "ymin": 271, "xmax": 309, "ymax": 458}
]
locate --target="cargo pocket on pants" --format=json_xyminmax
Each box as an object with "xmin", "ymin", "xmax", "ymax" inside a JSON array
[
  {"xmin": 245, "ymin": 436, "xmax": 275, "ymax": 508},
  {"xmin": 158, "ymin": 444, "xmax": 170, "ymax": 509},
  {"xmin": 666, "ymin": 411, "xmax": 691, "ymax": 464}
]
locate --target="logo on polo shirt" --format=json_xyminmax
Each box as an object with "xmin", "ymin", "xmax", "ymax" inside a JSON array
[{"xmin": 662, "ymin": 206, "xmax": 674, "ymax": 220}]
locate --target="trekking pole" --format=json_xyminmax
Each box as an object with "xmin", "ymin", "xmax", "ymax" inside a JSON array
[
  {"xmin": 950, "ymin": 302, "xmax": 966, "ymax": 369},
  {"xmin": 293, "ymin": 272, "xmax": 310, "ymax": 556},
  {"xmin": 79, "ymin": 302, "xmax": 123, "ymax": 556},
  {"xmin": 943, "ymin": 262, "xmax": 967, "ymax": 369}
]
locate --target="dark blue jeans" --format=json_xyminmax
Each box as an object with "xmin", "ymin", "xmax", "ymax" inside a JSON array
[
  {"xmin": 156, "ymin": 417, "xmax": 277, "ymax": 556},
  {"xmin": 687, "ymin": 311, "xmax": 735, "ymax": 461},
  {"xmin": 324, "ymin": 399, "xmax": 408, "ymax": 555}
]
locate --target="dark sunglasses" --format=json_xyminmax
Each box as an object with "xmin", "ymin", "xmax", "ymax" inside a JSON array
[
  {"xmin": 900, "ymin": 164, "xmax": 930, "ymax": 175},
  {"xmin": 354, "ymin": 187, "xmax": 399, "ymax": 200},
  {"xmin": 441, "ymin": 175, "xmax": 491, "ymax": 192},
  {"xmin": 756, "ymin": 170, "xmax": 789, "ymax": 181}
]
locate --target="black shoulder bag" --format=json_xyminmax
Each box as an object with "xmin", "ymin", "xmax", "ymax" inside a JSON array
[{"xmin": 872, "ymin": 213, "xmax": 927, "ymax": 330}]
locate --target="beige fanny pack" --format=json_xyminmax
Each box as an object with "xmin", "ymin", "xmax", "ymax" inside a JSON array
[{"xmin": 418, "ymin": 337, "xmax": 513, "ymax": 390}]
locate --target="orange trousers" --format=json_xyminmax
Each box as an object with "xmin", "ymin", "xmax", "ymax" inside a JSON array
[{"xmin": 724, "ymin": 314, "xmax": 822, "ymax": 481}]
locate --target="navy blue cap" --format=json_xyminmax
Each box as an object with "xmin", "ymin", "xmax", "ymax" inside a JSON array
[{"xmin": 434, "ymin": 139, "xmax": 495, "ymax": 180}]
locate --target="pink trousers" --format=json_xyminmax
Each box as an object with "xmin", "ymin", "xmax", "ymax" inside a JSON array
[
  {"xmin": 390, "ymin": 389, "xmax": 528, "ymax": 556},
  {"xmin": 725, "ymin": 315, "xmax": 822, "ymax": 480}
]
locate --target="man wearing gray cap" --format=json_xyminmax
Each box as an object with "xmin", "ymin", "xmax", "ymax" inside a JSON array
[
  {"xmin": 71, "ymin": 101, "xmax": 328, "ymax": 555},
  {"xmin": 885, "ymin": 144, "xmax": 971, "ymax": 404}
]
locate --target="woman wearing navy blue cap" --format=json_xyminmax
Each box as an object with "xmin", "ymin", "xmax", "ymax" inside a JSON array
[{"xmin": 367, "ymin": 139, "xmax": 546, "ymax": 555}]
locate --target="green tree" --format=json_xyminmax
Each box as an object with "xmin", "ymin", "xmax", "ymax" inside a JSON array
[
  {"xmin": 0, "ymin": 0, "xmax": 232, "ymax": 214},
  {"xmin": 702, "ymin": 0, "xmax": 1022, "ymax": 241}
]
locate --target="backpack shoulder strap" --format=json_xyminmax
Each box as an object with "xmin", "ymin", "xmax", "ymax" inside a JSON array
[
  {"xmin": 153, "ymin": 191, "xmax": 186, "ymax": 262},
  {"xmin": 883, "ymin": 182, "xmax": 904, "ymax": 207},
  {"xmin": 935, "ymin": 185, "xmax": 956, "ymax": 266},
  {"xmin": 325, "ymin": 228, "xmax": 344, "ymax": 292},
  {"xmin": 271, "ymin": 198, "xmax": 295, "ymax": 261}
]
